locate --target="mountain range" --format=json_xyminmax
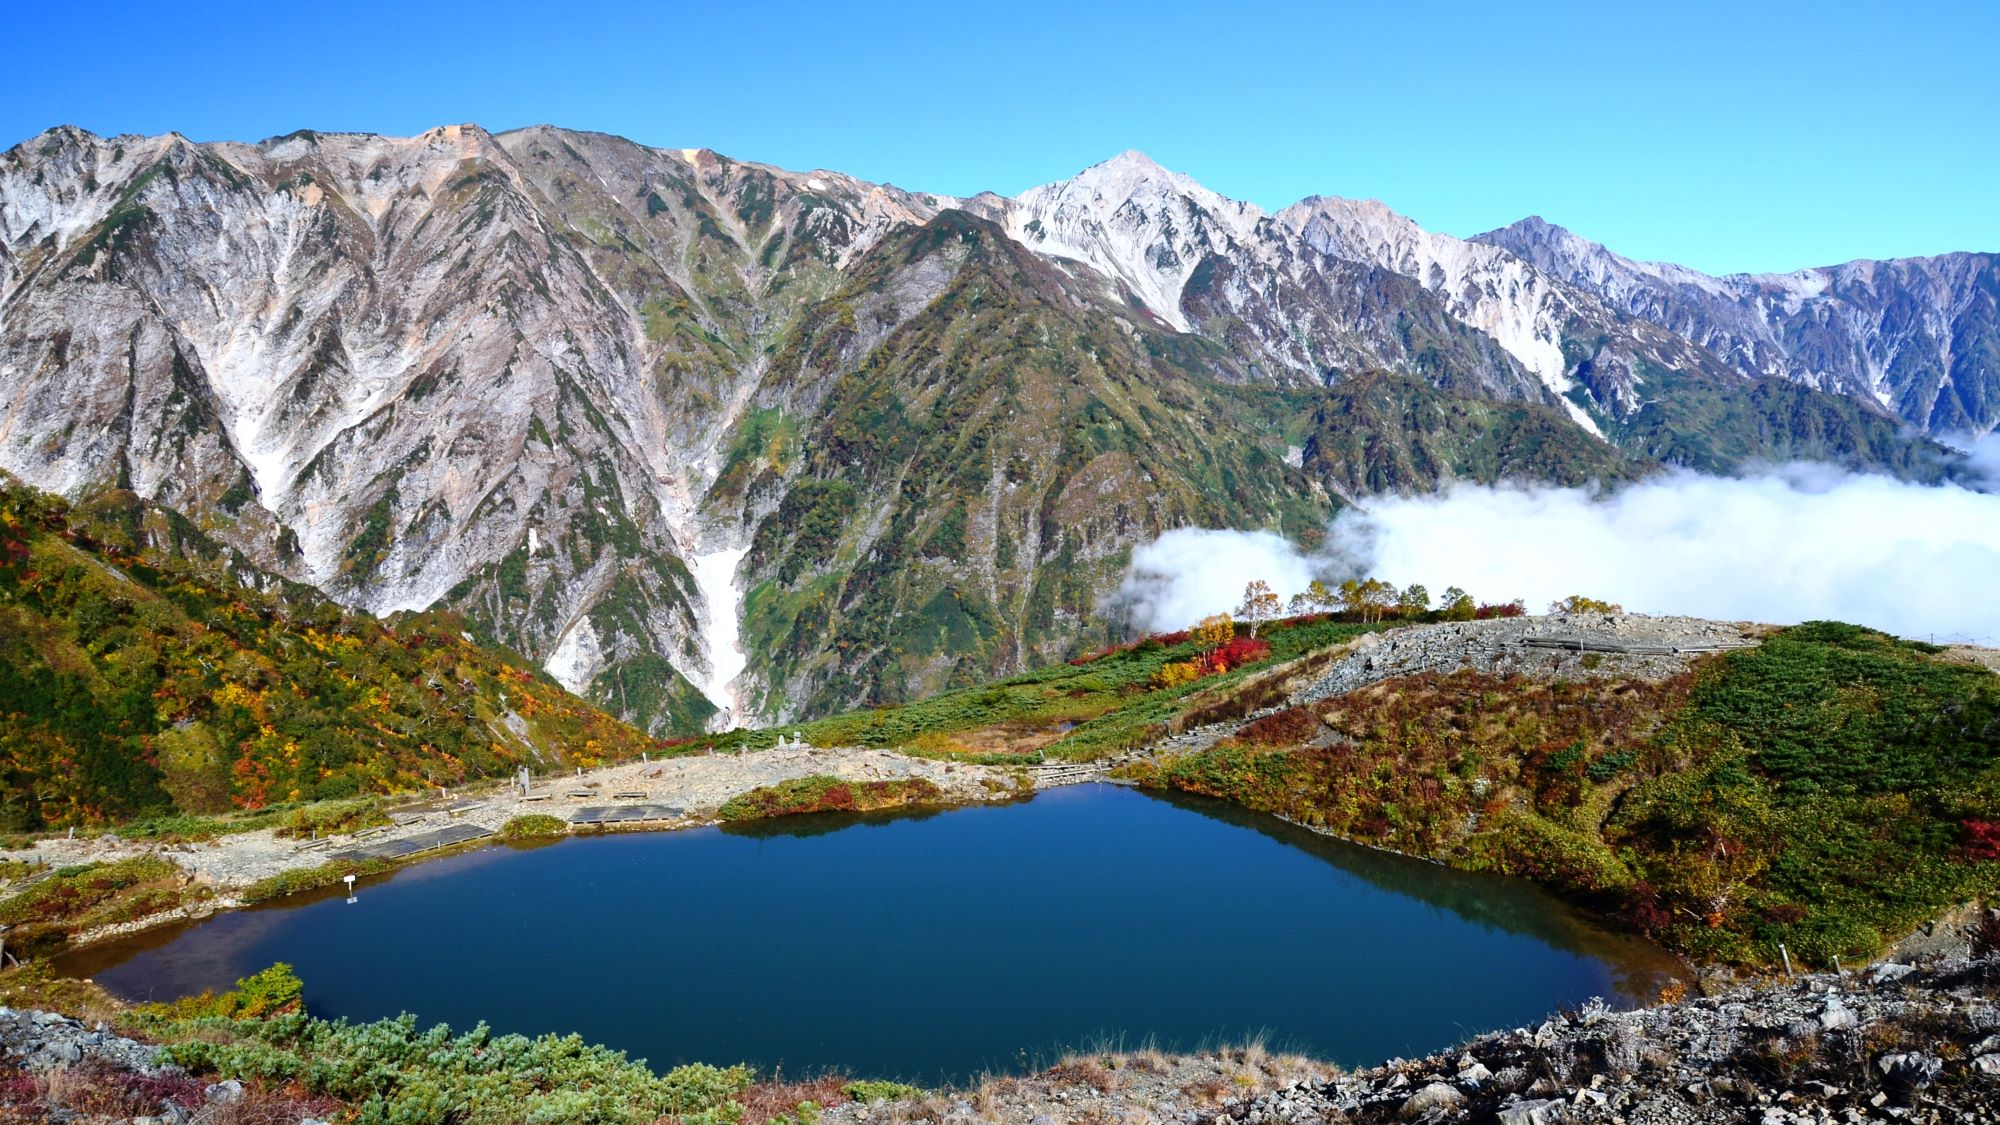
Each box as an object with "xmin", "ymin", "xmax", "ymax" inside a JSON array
[{"xmin": 0, "ymin": 123, "xmax": 1991, "ymax": 732}]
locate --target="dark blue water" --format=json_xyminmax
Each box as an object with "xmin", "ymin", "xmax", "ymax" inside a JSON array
[{"xmin": 68, "ymin": 785, "xmax": 1680, "ymax": 1080}]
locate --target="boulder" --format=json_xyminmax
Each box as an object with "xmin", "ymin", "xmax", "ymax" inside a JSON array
[{"xmin": 1400, "ymin": 1082, "xmax": 1465, "ymax": 1118}]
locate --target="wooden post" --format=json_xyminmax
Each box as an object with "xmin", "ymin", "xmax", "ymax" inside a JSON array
[{"xmin": 1780, "ymin": 943, "xmax": 1794, "ymax": 977}]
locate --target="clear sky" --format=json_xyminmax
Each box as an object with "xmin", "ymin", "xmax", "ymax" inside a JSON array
[{"xmin": 7, "ymin": 0, "xmax": 1994, "ymax": 274}]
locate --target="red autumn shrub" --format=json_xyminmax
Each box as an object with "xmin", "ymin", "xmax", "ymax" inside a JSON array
[
  {"xmin": 1963, "ymin": 818, "xmax": 2000, "ymax": 861},
  {"xmin": 1475, "ymin": 600, "xmax": 1528, "ymax": 619},
  {"xmin": 1240, "ymin": 707, "xmax": 1320, "ymax": 746},
  {"xmin": 1200, "ymin": 636, "xmax": 1271, "ymax": 674}
]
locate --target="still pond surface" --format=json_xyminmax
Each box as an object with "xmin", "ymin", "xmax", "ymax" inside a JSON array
[{"xmin": 69, "ymin": 784, "xmax": 1680, "ymax": 1081}]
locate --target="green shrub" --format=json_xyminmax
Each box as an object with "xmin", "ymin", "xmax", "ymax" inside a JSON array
[
  {"xmin": 240, "ymin": 858, "xmax": 394, "ymax": 904},
  {"xmin": 501, "ymin": 814, "xmax": 569, "ymax": 839},
  {"xmin": 135, "ymin": 962, "xmax": 304, "ymax": 1021},
  {"xmin": 718, "ymin": 776, "xmax": 943, "ymax": 821},
  {"xmin": 843, "ymin": 1079, "xmax": 920, "ymax": 1103}
]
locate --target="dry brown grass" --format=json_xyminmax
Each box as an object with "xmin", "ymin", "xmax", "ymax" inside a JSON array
[
  {"xmin": 1045, "ymin": 1055, "xmax": 1118, "ymax": 1093},
  {"xmin": 734, "ymin": 1074, "xmax": 853, "ymax": 1124},
  {"xmin": 1180, "ymin": 1075, "xmax": 1229, "ymax": 1105}
]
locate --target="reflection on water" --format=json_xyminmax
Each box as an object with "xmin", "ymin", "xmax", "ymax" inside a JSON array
[
  {"xmin": 1147, "ymin": 789, "xmax": 1682, "ymax": 1004},
  {"xmin": 65, "ymin": 784, "xmax": 1682, "ymax": 1081}
]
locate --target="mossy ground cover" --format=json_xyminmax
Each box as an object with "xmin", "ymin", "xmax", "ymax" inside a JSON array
[{"xmin": 1134, "ymin": 621, "xmax": 2000, "ymax": 966}]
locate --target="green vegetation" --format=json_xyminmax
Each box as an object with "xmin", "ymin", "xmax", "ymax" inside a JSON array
[
  {"xmin": 500, "ymin": 814, "xmax": 569, "ymax": 839},
  {"xmin": 718, "ymin": 775, "xmax": 944, "ymax": 820},
  {"xmin": 0, "ymin": 856, "xmax": 208, "ymax": 957},
  {"xmin": 0, "ymin": 482, "xmax": 667, "ymax": 829},
  {"xmin": 135, "ymin": 961, "xmax": 304, "ymax": 1021},
  {"xmin": 123, "ymin": 965, "xmax": 758, "ymax": 1124},
  {"xmin": 98, "ymin": 963, "xmax": 871, "ymax": 1124},
  {"xmin": 240, "ymin": 858, "xmax": 397, "ymax": 905},
  {"xmin": 1607, "ymin": 369, "xmax": 1961, "ymax": 482},
  {"xmin": 701, "ymin": 613, "xmax": 1396, "ymax": 764},
  {"xmin": 1136, "ymin": 621, "xmax": 2000, "ymax": 966},
  {"xmin": 1302, "ymin": 373, "xmax": 1643, "ymax": 495},
  {"xmin": 843, "ymin": 1079, "xmax": 921, "ymax": 1103}
]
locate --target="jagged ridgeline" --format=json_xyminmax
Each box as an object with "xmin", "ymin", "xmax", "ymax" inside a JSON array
[
  {"xmin": 0, "ymin": 125, "xmax": 1988, "ymax": 732},
  {"xmin": 0, "ymin": 482, "xmax": 661, "ymax": 828}
]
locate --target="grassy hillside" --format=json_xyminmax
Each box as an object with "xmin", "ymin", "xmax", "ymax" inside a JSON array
[
  {"xmin": 0, "ymin": 482, "xmax": 664, "ymax": 829},
  {"xmin": 1135, "ymin": 621, "xmax": 2000, "ymax": 965},
  {"xmin": 697, "ymin": 612, "xmax": 1397, "ymax": 763},
  {"xmin": 1303, "ymin": 373, "xmax": 1645, "ymax": 497}
]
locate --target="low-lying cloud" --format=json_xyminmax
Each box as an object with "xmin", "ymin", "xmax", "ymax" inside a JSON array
[{"xmin": 1117, "ymin": 462, "xmax": 2000, "ymax": 644}]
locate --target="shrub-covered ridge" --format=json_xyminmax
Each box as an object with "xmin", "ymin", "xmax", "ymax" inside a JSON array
[
  {"xmin": 0, "ymin": 482, "xmax": 667, "ymax": 829},
  {"xmin": 1136, "ymin": 621, "xmax": 2000, "ymax": 965}
]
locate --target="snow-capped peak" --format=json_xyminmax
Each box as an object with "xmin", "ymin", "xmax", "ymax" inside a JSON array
[{"xmin": 1005, "ymin": 151, "xmax": 1264, "ymax": 330}]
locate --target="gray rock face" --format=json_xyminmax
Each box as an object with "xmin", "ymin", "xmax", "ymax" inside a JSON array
[
  {"xmin": 0, "ymin": 1005, "xmax": 161, "ymax": 1074},
  {"xmin": 1477, "ymin": 215, "xmax": 2000, "ymax": 441},
  {"xmin": 0, "ymin": 129, "xmax": 1983, "ymax": 731}
]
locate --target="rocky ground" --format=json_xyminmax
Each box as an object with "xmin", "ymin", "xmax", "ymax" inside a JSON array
[
  {"xmin": 1296, "ymin": 615, "xmax": 1761, "ymax": 704},
  {"xmin": 827, "ymin": 947, "xmax": 2000, "ymax": 1124}
]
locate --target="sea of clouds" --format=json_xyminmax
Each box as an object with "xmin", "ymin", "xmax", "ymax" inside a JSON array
[{"xmin": 1116, "ymin": 445, "xmax": 2000, "ymax": 644}]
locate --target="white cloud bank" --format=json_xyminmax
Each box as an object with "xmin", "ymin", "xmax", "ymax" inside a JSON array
[{"xmin": 1117, "ymin": 462, "xmax": 2000, "ymax": 644}]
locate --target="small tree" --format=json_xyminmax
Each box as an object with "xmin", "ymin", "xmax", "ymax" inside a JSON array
[
  {"xmin": 1341, "ymin": 577, "xmax": 1395, "ymax": 622},
  {"xmin": 1439, "ymin": 586, "xmax": 1475, "ymax": 621},
  {"xmin": 1193, "ymin": 613, "xmax": 1234, "ymax": 655},
  {"xmin": 1549, "ymin": 594, "xmax": 1623, "ymax": 615},
  {"xmin": 1238, "ymin": 580, "xmax": 1281, "ymax": 637},
  {"xmin": 1397, "ymin": 583, "xmax": 1430, "ymax": 619},
  {"xmin": 1305, "ymin": 578, "xmax": 1334, "ymax": 611}
]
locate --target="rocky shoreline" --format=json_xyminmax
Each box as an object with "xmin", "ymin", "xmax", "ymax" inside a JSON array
[{"xmin": 824, "ymin": 944, "xmax": 2000, "ymax": 1124}]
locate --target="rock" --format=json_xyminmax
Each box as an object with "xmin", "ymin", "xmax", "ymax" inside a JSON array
[
  {"xmin": 1496, "ymin": 1098, "xmax": 1566, "ymax": 1125},
  {"xmin": 1399, "ymin": 1082, "xmax": 1464, "ymax": 1118},
  {"xmin": 1974, "ymin": 1053, "xmax": 2000, "ymax": 1075},
  {"xmin": 1868, "ymin": 962, "xmax": 1917, "ymax": 984},
  {"xmin": 204, "ymin": 1079, "xmax": 245, "ymax": 1104}
]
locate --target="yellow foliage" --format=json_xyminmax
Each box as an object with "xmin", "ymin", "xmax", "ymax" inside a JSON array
[
  {"xmin": 1153, "ymin": 660, "xmax": 1204, "ymax": 689},
  {"xmin": 1193, "ymin": 614, "xmax": 1234, "ymax": 652}
]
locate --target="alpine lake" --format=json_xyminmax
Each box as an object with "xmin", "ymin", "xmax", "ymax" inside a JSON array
[{"xmin": 63, "ymin": 784, "xmax": 1683, "ymax": 1082}]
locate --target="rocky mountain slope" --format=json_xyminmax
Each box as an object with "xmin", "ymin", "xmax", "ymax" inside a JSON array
[
  {"xmin": 0, "ymin": 125, "xmax": 1986, "ymax": 729},
  {"xmin": 1479, "ymin": 215, "xmax": 2000, "ymax": 439}
]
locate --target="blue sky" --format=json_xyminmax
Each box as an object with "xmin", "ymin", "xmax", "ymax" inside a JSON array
[{"xmin": 8, "ymin": 0, "xmax": 1994, "ymax": 274}]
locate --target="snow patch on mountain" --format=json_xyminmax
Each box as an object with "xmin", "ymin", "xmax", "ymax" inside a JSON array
[{"xmin": 689, "ymin": 545, "xmax": 750, "ymax": 728}]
